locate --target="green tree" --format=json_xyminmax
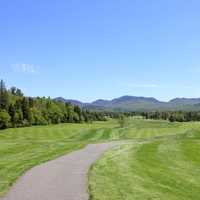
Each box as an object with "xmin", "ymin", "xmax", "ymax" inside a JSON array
[
  {"xmin": 74, "ymin": 105, "xmax": 82, "ymax": 122},
  {"xmin": 21, "ymin": 97, "xmax": 32, "ymax": 123},
  {"xmin": 0, "ymin": 110, "xmax": 11, "ymax": 129},
  {"xmin": 0, "ymin": 80, "xmax": 9, "ymax": 110},
  {"xmin": 10, "ymin": 87, "xmax": 17, "ymax": 95},
  {"xmin": 31, "ymin": 108, "xmax": 48, "ymax": 125},
  {"xmin": 0, "ymin": 80, "xmax": 108, "ymax": 129},
  {"xmin": 16, "ymin": 88, "xmax": 23, "ymax": 96},
  {"xmin": 8, "ymin": 104, "xmax": 16, "ymax": 126},
  {"xmin": 14, "ymin": 110, "xmax": 24, "ymax": 126},
  {"xmin": 169, "ymin": 115, "xmax": 175, "ymax": 122}
]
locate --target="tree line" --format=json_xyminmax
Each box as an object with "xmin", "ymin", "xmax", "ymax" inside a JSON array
[
  {"xmin": 1, "ymin": 79, "xmax": 199, "ymax": 129},
  {"xmin": 104, "ymin": 110, "xmax": 200, "ymax": 123},
  {"xmin": 141, "ymin": 111, "xmax": 200, "ymax": 122},
  {"xmin": 0, "ymin": 80, "xmax": 107, "ymax": 129}
]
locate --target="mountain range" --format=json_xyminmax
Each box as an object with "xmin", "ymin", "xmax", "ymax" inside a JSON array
[{"xmin": 54, "ymin": 96, "xmax": 200, "ymax": 112}]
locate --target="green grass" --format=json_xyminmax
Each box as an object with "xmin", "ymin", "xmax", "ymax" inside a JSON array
[
  {"xmin": 89, "ymin": 128, "xmax": 200, "ymax": 200},
  {"xmin": 1, "ymin": 118, "xmax": 200, "ymax": 197},
  {"xmin": 0, "ymin": 121, "xmax": 116, "ymax": 196}
]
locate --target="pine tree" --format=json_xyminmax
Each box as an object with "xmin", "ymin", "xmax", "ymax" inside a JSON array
[
  {"xmin": 8, "ymin": 104, "xmax": 16, "ymax": 126},
  {"xmin": 21, "ymin": 97, "xmax": 32, "ymax": 123},
  {"xmin": 0, "ymin": 80, "xmax": 9, "ymax": 110}
]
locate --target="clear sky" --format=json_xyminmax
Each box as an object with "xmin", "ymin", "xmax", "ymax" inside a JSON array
[{"xmin": 1, "ymin": 0, "xmax": 200, "ymax": 102}]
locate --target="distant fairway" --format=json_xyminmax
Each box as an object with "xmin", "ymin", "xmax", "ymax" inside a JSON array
[
  {"xmin": 1, "ymin": 119, "xmax": 200, "ymax": 196},
  {"xmin": 89, "ymin": 129, "xmax": 200, "ymax": 200}
]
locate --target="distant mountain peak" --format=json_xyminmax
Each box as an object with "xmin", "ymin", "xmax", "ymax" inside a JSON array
[
  {"xmin": 54, "ymin": 96, "xmax": 200, "ymax": 112},
  {"xmin": 111, "ymin": 96, "xmax": 160, "ymax": 104},
  {"xmin": 169, "ymin": 98, "xmax": 200, "ymax": 105},
  {"xmin": 92, "ymin": 99, "xmax": 111, "ymax": 106}
]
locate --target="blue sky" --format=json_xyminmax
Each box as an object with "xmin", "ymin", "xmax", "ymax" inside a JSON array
[{"xmin": 1, "ymin": 0, "xmax": 200, "ymax": 102}]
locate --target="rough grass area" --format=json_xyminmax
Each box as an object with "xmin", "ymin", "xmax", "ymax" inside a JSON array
[
  {"xmin": 89, "ymin": 130, "xmax": 200, "ymax": 200},
  {"xmin": 1, "ymin": 119, "xmax": 200, "ymax": 196}
]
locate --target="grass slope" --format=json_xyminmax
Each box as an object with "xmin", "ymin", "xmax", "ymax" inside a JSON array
[
  {"xmin": 1, "ymin": 119, "xmax": 200, "ymax": 196},
  {"xmin": 89, "ymin": 130, "xmax": 200, "ymax": 200}
]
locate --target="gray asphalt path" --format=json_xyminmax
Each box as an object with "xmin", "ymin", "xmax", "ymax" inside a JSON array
[{"xmin": 1, "ymin": 143, "xmax": 116, "ymax": 200}]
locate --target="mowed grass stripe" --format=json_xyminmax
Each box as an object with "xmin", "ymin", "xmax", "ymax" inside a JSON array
[
  {"xmin": 1, "ymin": 119, "xmax": 200, "ymax": 196},
  {"xmin": 89, "ymin": 131, "xmax": 200, "ymax": 200}
]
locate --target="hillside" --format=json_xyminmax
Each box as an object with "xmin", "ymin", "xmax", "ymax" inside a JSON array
[{"xmin": 54, "ymin": 96, "xmax": 200, "ymax": 112}]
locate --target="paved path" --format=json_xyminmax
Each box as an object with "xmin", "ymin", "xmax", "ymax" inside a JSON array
[{"xmin": 1, "ymin": 143, "xmax": 116, "ymax": 200}]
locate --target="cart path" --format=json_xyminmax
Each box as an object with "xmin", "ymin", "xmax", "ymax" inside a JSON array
[{"xmin": 2, "ymin": 143, "xmax": 116, "ymax": 200}]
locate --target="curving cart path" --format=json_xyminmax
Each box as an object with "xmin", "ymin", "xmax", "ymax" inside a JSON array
[{"xmin": 1, "ymin": 143, "xmax": 116, "ymax": 200}]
